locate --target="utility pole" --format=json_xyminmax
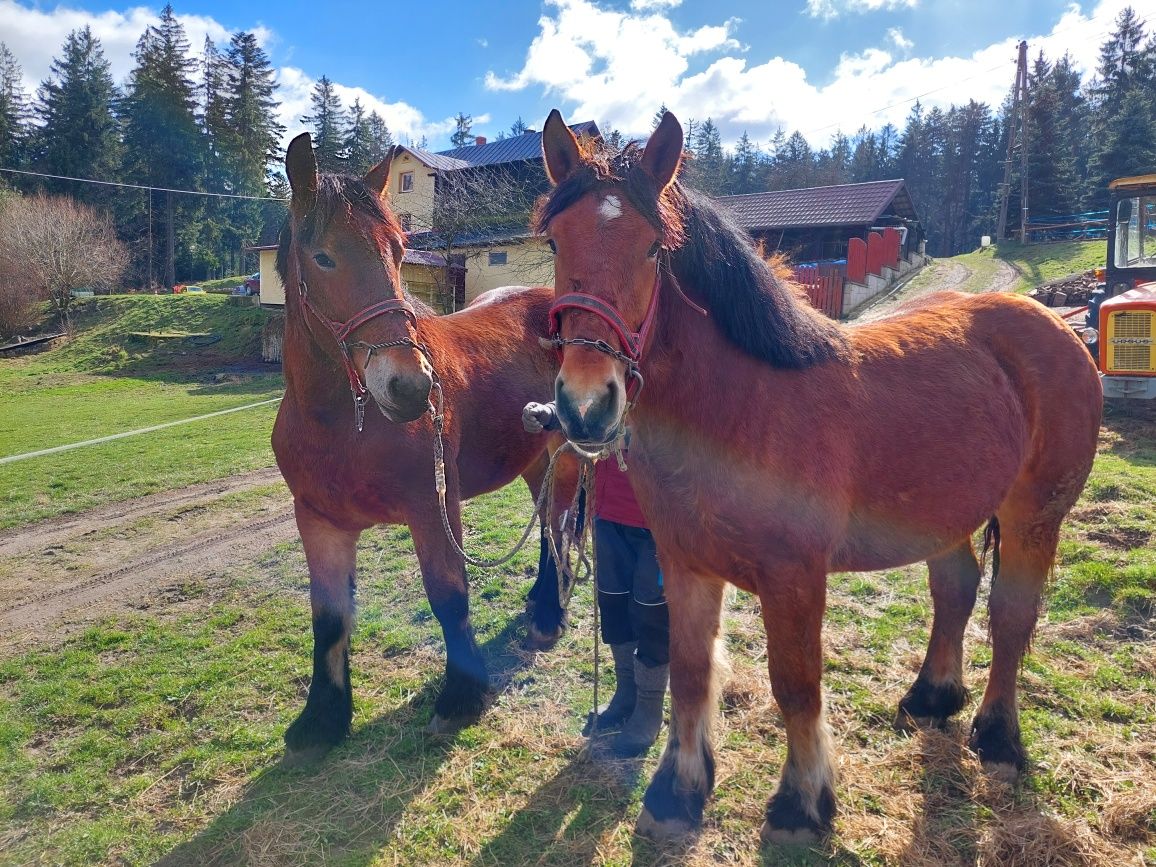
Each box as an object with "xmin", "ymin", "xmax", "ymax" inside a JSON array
[{"xmin": 996, "ymin": 40, "xmax": 1030, "ymax": 243}]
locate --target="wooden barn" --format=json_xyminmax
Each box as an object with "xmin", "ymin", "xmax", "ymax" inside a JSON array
[
  {"xmin": 717, "ymin": 179, "xmax": 927, "ymax": 318},
  {"xmin": 716, "ymin": 179, "xmax": 924, "ymax": 263}
]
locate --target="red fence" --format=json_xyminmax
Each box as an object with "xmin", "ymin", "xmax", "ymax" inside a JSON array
[
  {"xmin": 849, "ymin": 229, "xmax": 903, "ymax": 285},
  {"xmin": 792, "ymin": 263, "xmax": 845, "ymax": 319}
]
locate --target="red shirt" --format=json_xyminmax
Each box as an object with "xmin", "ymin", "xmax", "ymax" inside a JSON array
[{"xmin": 594, "ymin": 453, "xmax": 648, "ymax": 528}]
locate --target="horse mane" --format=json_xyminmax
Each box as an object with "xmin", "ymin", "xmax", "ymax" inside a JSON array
[
  {"xmin": 534, "ymin": 142, "xmax": 849, "ymax": 369},
  {"xmin": 276, "ymin": 173, "xmax": 434, "ymax": 314}
]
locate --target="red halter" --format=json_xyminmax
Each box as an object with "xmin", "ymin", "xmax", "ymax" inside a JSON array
[
  {"xmin": 547, "ymin": 270, "xmax": 662, "ymax": 399},
  {"xmin": 295, "ymin": 268, "xmax": 422, "ymax": 432}
]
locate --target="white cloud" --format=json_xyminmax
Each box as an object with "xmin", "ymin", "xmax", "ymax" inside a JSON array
[
  {"xmin": 806, "ymin": 0, "xmax": 918, "ymax": 21},
  {"xmin": 486, "ymin": 0, "xmax": 1135, "ymax": 148},
  {"xmin": 0, "ymin": 1, "xmax": 483, "ymax": 152},
  {"xmin": 631, "ymin": 0, "xmax": 683, "ymax": 10},
  {"xmin": 887, "ymin": 27, "xmax": 913, "ymax": 52}
]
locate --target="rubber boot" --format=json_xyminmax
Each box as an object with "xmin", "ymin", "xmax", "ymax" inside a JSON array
[
  {"xmin": 583, "ymin": 641, "xmax": 637, "ymax": 735},
  {"xmin": 611, "ymin": 657, "xmax": 669, "ymax": 757}
]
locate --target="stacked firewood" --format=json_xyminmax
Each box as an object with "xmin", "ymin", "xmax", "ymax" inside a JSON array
[{"xmin": 1029, "ymin": 270, "xmax": 1099, "ymax": 307}]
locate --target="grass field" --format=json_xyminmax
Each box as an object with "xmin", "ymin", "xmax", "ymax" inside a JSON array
[
  {"xmin": 1, "ymin": 277, "xmax": 1154, "ymax": 866},
  {"xmin": 0, "ymin": 295, "xmax": 281, "ymax": 528},
  {"xmin": 996, "ymin": 240, "xmax": 1106, "ymax": 291}
]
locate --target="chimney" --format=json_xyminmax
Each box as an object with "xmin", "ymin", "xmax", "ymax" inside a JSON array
[{"xmin": 475, "ymin": 136, "xmax": 487, "ymax": 146}]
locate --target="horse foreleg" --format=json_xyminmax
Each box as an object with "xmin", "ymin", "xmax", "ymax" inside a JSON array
[
  {"xmin": 897, "ymin": 540, "xmax": 981, "ymax": 728},
  {"xmin": 284, "ymin": 500, "xmax": 360, "ymax": 757},
  {"xmin": 760, "ymin": 567, "xmax": 836, "ymax": 845},
  {"xmin": 409, "ymin": 506, "xmax": 490, "ymax": 732},
  {"xmin": 636, "ymin": 571, "xmax": 726, "ymax": 840}
]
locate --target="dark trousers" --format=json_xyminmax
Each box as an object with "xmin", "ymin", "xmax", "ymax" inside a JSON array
[{"xmin": 594, "ymin": 518, "xmax": 669, "ymax": 667}]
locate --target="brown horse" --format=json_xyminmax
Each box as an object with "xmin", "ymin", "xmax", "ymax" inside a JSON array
[
  {"xmin": 273, "ymin": 133, "xmax": 572, "ymax": 755},
  {"xmin": 536, "ymin": 110, "xmax": 1102, "ymax": 845}
]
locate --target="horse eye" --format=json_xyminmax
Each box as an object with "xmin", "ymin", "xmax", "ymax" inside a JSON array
[
  {"xmin": 547, "ymin": 239, "xmax": 557, "ymax": 255},
  {"xmin": 647, "ymin": 241, "xmax": 661, "ymax": 259},
  {"xmin": 313, "ymin": 252, "xmax": 336, "ymax": 269}
]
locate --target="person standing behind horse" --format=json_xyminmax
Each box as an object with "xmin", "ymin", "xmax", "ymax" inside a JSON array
[{"xmin": 523, "ymin": 401, "xmax": 669, "ymax": 757}]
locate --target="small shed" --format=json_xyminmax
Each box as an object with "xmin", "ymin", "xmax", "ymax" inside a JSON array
[{"xmin": 717, "ymin": 179, "xmax": 924, "ymax": 264}]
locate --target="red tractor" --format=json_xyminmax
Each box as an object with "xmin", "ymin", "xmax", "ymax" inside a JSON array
[{"xmin": 1082, "ymin": 174, "xmax": 1156, "ymax": 399}]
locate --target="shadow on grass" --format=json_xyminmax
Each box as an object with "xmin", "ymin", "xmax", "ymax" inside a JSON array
[
  {"xmin": 470, "ymin": 751, "xmax": 641, "ymax": 867},
  {"xmin": 157, "ymin": 618, "xmax": 537, "ymax": 867},
  {"xmin": 898, "ymin": 726, "xmax": 983, "ymax": 865}
]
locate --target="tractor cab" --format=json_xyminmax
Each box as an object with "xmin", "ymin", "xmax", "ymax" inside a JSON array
[{"xmin": 1084, "ymin": 174, "xmax": 1156, "ymax": 398}]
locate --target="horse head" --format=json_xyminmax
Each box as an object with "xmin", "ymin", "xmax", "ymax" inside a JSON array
[
  {"xmin": 283, "ymin": 133, "xmax": 433, "ymax": 424},
  {"xmin": 537, "ymin": 109, "xmax": 685, "ymax": 448}
]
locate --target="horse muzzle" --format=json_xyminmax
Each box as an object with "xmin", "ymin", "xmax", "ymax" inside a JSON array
[
  {"xmin": 555, "ymin": 375, "xmax": 624, "ymax": 449},
  {"xmin": 364, "ymin": 354, "xmax": 433, "ymax": 423}
]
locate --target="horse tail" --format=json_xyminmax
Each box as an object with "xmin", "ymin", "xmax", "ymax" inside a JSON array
[{"xmin": 980, "ymin": 516, "xmax": 1001, "ymax": 582}]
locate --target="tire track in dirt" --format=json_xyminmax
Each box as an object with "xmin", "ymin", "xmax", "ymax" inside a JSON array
[
  {"xmin": 853, "ymin": 257, "xmax": 1019, "ymax": 324},
  {"xmin": 0, "ymin": 466, "xmax": 284, "ymax": 559},
  {"xmin": 0, "ymin": 506, "xmax": 299, "ymax": 641}
]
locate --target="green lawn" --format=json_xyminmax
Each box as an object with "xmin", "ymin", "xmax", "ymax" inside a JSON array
[
  {"xmin": 0, "ymin": 294, "xmax": 282, "ymax": 529},
  {"xmin": 0, "ymin": 293, "xmax": 1153, "ymax": 866},
  {"xmin": 995, "ymin": 239, "xmax": 1105, "ymax": 290}
]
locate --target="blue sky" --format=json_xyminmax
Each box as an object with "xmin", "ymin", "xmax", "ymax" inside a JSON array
[{"xmin": 0, "ymin": 0, "xmax": 1142, "ymax": 152}]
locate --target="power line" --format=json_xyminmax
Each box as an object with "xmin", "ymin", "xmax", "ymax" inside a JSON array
[{"xmin": 0, "ymin": 167, "xmax": 288, "ymax": 202}]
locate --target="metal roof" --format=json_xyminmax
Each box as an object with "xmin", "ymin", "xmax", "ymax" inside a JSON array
[
  {"xmin": 717, "ymin": 179, "xmax": 916, "ymax": 229},
  {"xmin": 402, "ymin": 121, "xmax": 600, "ymax": 171}
]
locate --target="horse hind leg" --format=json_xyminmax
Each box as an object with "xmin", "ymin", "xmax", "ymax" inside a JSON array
[
  {"xmin": 409, "ymin": 505, "xmax": 490, "ymax": 733},
  {"xmin": 969, "ymin": 508, "xmax": 1061, "ymax": 780},
  {"xmin": 522, "ymin": 442, "xmax": 580, "ymax": 649},
  {"xmin": 897, "ymin": 540, "xmax": 981, "ymax": 729},
  {"xmin": 284, "ymin": 501, "xmax": 360, "ymax": 759}
]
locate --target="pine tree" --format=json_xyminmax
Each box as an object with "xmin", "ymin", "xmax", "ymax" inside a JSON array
[
  {"xmin": 225, "ymin": 31, "xmax": 283, "ymax": 188},
  {"xmin": 33, "ymin": 28, "xmax": 122, "ymax": 207},
  {"xmin": 120, "ymin": 4, "xmax": 204, "ymax": 288},
  {"xmin": 774, "ymin": 131, "xmax": 814, "ymax": 191},
  {"xmin": 728, "ymin": 131, "xmax": 759, "ymax": 194},
  {"xmin": 689, "ymin": 117, "xmax": 725, "ymax": 194},
  {"xmin": 451, "ymin": 112, "xmax": 473, "ymax": 148},
  {"xmin": 366, "ymin": 112, "xmax": 394, "ymax": 165},
  {"xmin": 302, "ymin": 76, "xmax": 346, "ymax": 172},
  {"xmin": 0, "ymin": 43, "xmax": 31, "ymax": 173},
  {"xmin": 651, "ymin": 104, "xmax": 669, "ymax": 131},
  {"xmin": 509, "ymin": 116, "xmax": 528, "ymax": 137},
  {"xmin": 343, "ymin": 99, "xmax": 376, "ymax": 176}
]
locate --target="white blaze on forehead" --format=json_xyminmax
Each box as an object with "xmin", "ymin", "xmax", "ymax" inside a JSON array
[{"xmin": 599, "ymin": 194, "xmax": 622, "ymax": 223}]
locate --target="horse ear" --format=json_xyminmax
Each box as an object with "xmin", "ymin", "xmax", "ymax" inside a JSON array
[
  {"xmin": 364, "ymin": 145, "xmax": 397, "ymax": 203},
  {"xmin": 640, "ymin": 111, "xmax": 684, "ymax": 191},
  {"xmin": 542, "ymin": 109, "xmax": 581, "ymax": 185},
  {"xmin": 286, "ymin": 132, "xmax": 319, "ymax": 211}
]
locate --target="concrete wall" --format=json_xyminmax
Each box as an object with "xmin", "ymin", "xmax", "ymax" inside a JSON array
[{"xmin": 841, "ymin": 252, "xmax": 927, "ymax": 316}]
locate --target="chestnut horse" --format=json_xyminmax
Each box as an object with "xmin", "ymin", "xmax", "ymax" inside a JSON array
[
  {"xmin": 537, "ymin": 111, "xmax": 1102, "ymax": 844},
  {"xmin": 274, "ymin": 133, "xmax": 571, "ymax": 755}
]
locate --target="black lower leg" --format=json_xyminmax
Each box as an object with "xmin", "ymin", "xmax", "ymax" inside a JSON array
[
  {"xmin": 432, "ymin": 593, "xmax": 490, "ymax": 720},
  {"xmin": 765, "ymin": 778, "xmax": 836, "ymax": 839},
  {"xmin": 526, "ymin": 533, "xmax": 565, "ymax": 641},
  {"xmin": 898, "ymin": 674, "xmax": 970, "ymax": 726},
  {"xmin": 970, "ymin": 704, "xmax": 1025, "ymax": 770},
  {"xmin": 285, "ymin": 610, "xmax": 353, "ymax": 753},
  {"xmin": 642, "ymin": 743, "xmax": 715, "ymax": 830}
]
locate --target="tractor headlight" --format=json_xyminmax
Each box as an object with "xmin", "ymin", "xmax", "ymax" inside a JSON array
[{"xmin": 1082, "ymin": 327, "xmax": 1098, "ymax": 345}]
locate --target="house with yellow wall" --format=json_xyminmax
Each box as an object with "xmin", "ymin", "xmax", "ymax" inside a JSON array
[{"xmin": 246, "ymin": 244, "xmax": 456, "ymax": 310}]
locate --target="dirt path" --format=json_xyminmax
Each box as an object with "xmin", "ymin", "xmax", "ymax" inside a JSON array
[
  {"xmin": 852, "ymin": 255, "xmax": 1020, "ymax": 324},
  {"xmin": 0, "ymin": 467, "xmax": 296, "ymax": 652}
]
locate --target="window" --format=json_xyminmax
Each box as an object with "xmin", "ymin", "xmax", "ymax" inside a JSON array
[
  {"xmin": 1114, "ymin": 196, "xmax": 1156, "ymax": 268},
  {"xmin": 399, "ymin": 171, "xmax": 414, "ymax": 194},
  {"xmin": 398, "ymin": 212, "xmax": 412, "ymax": 232},
  {"xmin": 488, "ymin": 251, "xmax": 508, "ymax": 266}
]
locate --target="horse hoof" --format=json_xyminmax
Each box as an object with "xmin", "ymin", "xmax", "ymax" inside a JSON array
[
  {"xmin": 524, "ymin": 622, "xmax": 564, "ymax": 651},
  {"xmin": 981, "ymin": 760, "xmax": 1021, "ymax": 784},
  {"xmin": 425, "ymin": 714, "xmax": 469, "ymax": 736},
  {"xmin": 760, "ymin": 820, "xmax": 822, "ymax": 846},
  {"xmin": 280, "ymin": 744, "xmax": 331, "ymax": 768},
  {"xmin": 636, "ymin": 806, "xmax": 698, "ymax": 842}
]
